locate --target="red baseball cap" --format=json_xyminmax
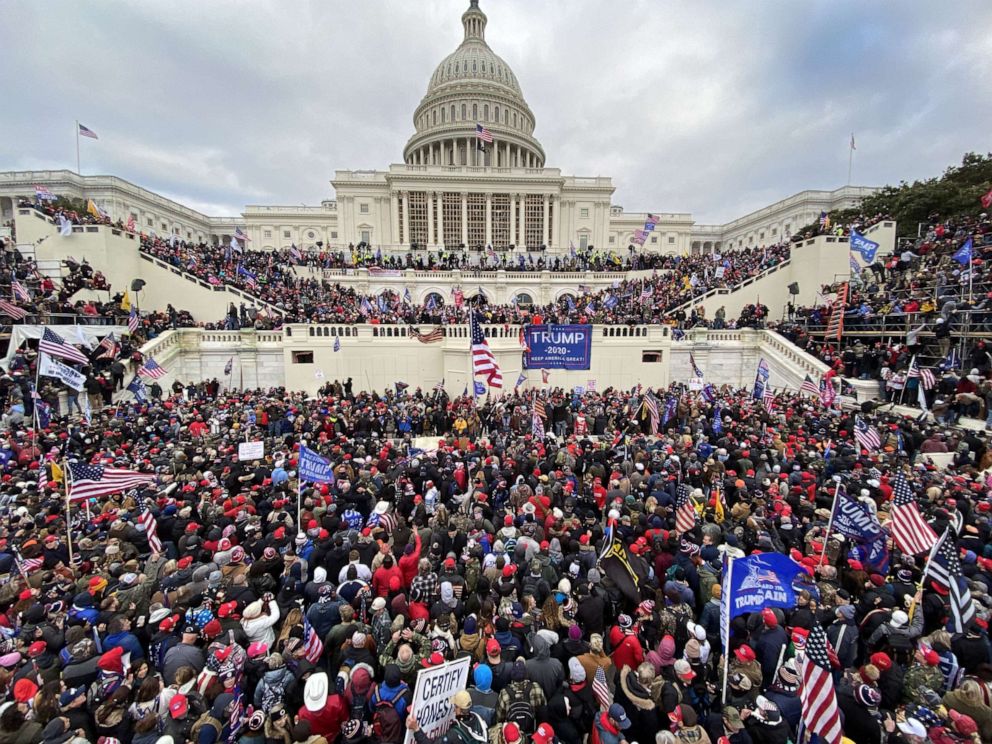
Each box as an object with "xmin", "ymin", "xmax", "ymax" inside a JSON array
[
  {"xmin": 533, "ymin": 723, "xmax": 556, "ymax": 744},
  {"xmin": 486, "ymin": 639, "xmax": 501, "ymax": 656},
  {"xmin": 169, "ymin": 693, "xmax": 188, "ymax": 719},
  {"xmin": 734, "ymin": 645, "xmax": 756, "ymax": 663}
]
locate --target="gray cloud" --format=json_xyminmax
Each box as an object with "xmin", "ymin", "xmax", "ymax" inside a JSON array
[{"xmin": 2, "ymin": 0, "xmax": 990, "ymax": 223}]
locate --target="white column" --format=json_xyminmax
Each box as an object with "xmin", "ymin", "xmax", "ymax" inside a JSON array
[
  {"xmin": 544, "ymin": 195, "xmax": 552, "ymax": 248},
  {"xmin": 552, "ymin": 194, "xmax": 562, "ymax": 252},
  {"xmin": 427, "ymin": 192, "xmax": 435, "ymax": 248},
  {"xmin": 390, "ymin": 192, "xmax": 400, "ymax": 246},
  {"xmin": 485, "ymin": 193, "xmax": 492, "ymax": 248},
  {"xmin": 436, "ymin": 193, "xmax": 444, "ymax": 247},
  {"xmin": 509, "ymin": 194, "xmax": 517, "ymax": 245},
  {"xmin": 401, "ymin": 192, "xmax": 409, "ymax": 246},
  {"xmin": 519, "ymin": 194, "xmax": 527, "ymax": 248},
  {"xmin": 461, "ymin": 193, "xmax": 468, "ymax": 247}
]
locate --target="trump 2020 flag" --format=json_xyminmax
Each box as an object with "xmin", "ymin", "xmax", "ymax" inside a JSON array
[
  {"xmin": 298, "ymin": 445, "xmax": 334, "ymax": 484},
  {"xmin": 723, "ymin": 552, "xmax": 805, "ymax": 623},
  {"xmin": 849, "ymin": 229, "xmax": 879, "ymax": 263},
  {"xmin": 830, "ymin": 486, "xmax": 882, "ymax": 543}
]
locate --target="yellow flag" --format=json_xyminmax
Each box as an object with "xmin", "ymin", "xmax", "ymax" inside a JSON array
[
  {"xmin": 87, "ymin": 199, "xmax": 101, "ymax": 219},
  {"xmin": 120, "ymin": 291, "xmax": 131, "ymax": 311},
  {"xmin": 50, "ymin": 462, "xmax": 63, "ymax": 483},
  {"xmin": 714, "ymin": 488, "xmax": 725, "ymax": 523}
]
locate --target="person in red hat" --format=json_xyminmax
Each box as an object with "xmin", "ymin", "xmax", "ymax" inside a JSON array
[{"xmin": 754, "ymin": 608, "xmax": 788, "ymax": 688}]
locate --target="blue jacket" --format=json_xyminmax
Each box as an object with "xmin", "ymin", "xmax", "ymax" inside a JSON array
[{"xmin": 104, "ymin": 631, "xmax": 145, "ymax": 661}]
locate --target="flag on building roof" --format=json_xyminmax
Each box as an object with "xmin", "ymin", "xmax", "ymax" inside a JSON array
[
  {"xmin": 470, "ymin": 312, "xmax": 502, "ymax": 388},
  {"xmin": 928, "ymin": 528, "xmax": 976, "ymax": 633},
  {"xmin": 140, "ymin": 509, "xmax": 163, "ymax": 553},
  {"xmin": 798, "ymin": 622, "xmax": 843, "ymax": 744},
  {"xmin": 475, "ymin": 123, "xmax": 493, "ymax": 143},
  {"xmin": 137, "ymin": 358, "xmax": 167, "ymax": 380},
  {"xmin": 67, "ymin": 461, "xmax": 155, "ymax": 501},
  {"xmin": 78, "ymin": 122, "xmax": 98, "ymax": 139},
  {"xmin": 890, "ymin": 472, "xmax": 937, "ymax": 555},
  {"xmin": 39, "ymin": 327, "xmax": 89, "ymax": 365}
]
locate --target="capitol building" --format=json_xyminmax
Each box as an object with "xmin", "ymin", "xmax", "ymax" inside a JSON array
[{"xmin": 0, "ymin": 0, "xmax": 874, "ymax": 259}]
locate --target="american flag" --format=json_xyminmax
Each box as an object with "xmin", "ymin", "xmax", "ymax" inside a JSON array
[
  {"xmin": 675, "ymin": 483, "xmax": 696, "ymax": 533},
  {"xmin": 140, "ymin": 509, "xmax": 163, "ymax": 553},
  {"xmin": 643, "ymin": 393, "xmax": 659, "ymax": 434},
  {"xmin": 534, "ymin": 398, "xmax": 547, "ymax": 419},
  {"xmin": 303, "ymin": 616, "xmax": 324, "ymax": 663},
  {"xmin": 410, "ymin": 327, "xmax": 444, "ymax": 343},
  {"xmin": 78, "ymin": 123, "xmax": 98, "ymax": 139},
  {"xmin": 224, "ymin": 357, "xmax": 234, "ymax": 376},
  {"xmin": 126, "ymin": 215, "xmax": 136, "ymax": 232},
  {"xmin": 532, "ymin": 411, "xmax": 544, "ymax": 438},
  {"xmin": 475, "ymin": 123, "xmax": 494, "ymax": 143},
  {"xmin": 128, "ymin": 308, "xmax": 139, "ymax": 334},
  {"xmin": 238, "ymin": 265, "xmax": 257, "ymax": 289},
  {"xmin": 798, "ymin": 622, "xmax": 843, "ymax": 744},
  {"xmin": 592, "ymin": 665, "xmax": 612, "ymax": 710},
  {"xmin": 0, "ymin": 299, "xmax": 28, "ymax": 320},
  {"xmin": 289, "ymin": 244, "xmax": 303, "ymax": 262},
  {"xmin": 907, "ymin": 357, "xmax": 936, "ymax": 390},
  {"xmin": 799, "ymin": 374, "xmax": 819, "ymax": 396},
  {"xmin": 34, "ymin": 185, "xmax": 57, "ymax": 201},
  {"xmin": 234, "ymin": 227, "xmax": 251, "ymax": 243},
  {"xmin": 640, "ymin": 282, "xmax": 653, "ymax": 300},
  {"xmin": 137, "ymin": 358, "xmax": 167, "ymax": 380},
  {"xmin": 689, "ymin": 353, "xmax": 704, "ymax": 378},
  {"xmin": 853, "ymin": 416, "xmax": 881, "ymax": 452},
  {"xmin": 763, "ymin": 386, "xmax": 776, "ymax": 411},
  {"xmin": 14, "ymin": 548, "xmax": 43, "ymax": 578},
  {"xmin": 890, "ymin": 472, "xmax": 937, "ymax": 555},
  {"xmin": 452, "ymin": 287, "xmax": 464, "ymax": 308},
  {"xmin": 11, "ymin": 279, "xmax": 30, "ymax": 303},
  {"xmin": 700, "ymin": 383, "xmax": 717, "ymax": 403},
  {"xmin": 470, "ymin": 312, "xmax": 502, "ymax": 388},
  {"xmin": 928, "ymin": 528, "xmax": 976, "ymax": 632},
  {"xmin": 39, "ymin": 327, "xmax": 90, "ymax": 365},
  {"xmin": 95, "ymin": 332, "xmax": 118, "ymax": 360},
  {"xmin": 433, "ymin": 379, "xmax": 445, "ymax": 393},
  {"xmin": 228, "ymin": 689, "xmax": 245, "ymax": 740},
  {"xmin": 67, "ymin": 461, "xmax": 156, "ymax": 501}
]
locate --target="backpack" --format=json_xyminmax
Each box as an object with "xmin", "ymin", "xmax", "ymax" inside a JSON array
[
  {"xmin": 189, "ymin": 711, "xmax": 223, "ymax": 742},
  {"xmin": 372, "ymin": 688, "xmax": 405, "ymax": 744},
  {"xmin": 505, "ymin": 683, "xmax": 536, "ymax": 735}
]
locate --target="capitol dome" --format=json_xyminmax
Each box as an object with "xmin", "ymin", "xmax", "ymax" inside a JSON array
[{"xmin": 403, "ymin": 0, "xmax": 545, "ymax": 169}]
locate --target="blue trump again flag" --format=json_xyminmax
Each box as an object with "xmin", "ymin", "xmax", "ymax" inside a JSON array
[
  {"xmin": 723, "ymin": 552, "xmax": 805, "ymax": 623},
  {"xmin": 849, "ymin": 229, "xmax": 880, "ymax": 263},
  {"xmin": 299, "ymin": 444, "xmax": 334, "ymax": 484}
]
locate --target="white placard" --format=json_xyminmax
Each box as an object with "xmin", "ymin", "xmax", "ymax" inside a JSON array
[
  {"xmin": 238, "ymin": 441, "xmax": 264, "ymax": 461},
  {"xmin": 405, "ymin": 656, "xmax": 471, "ymax": 744}
]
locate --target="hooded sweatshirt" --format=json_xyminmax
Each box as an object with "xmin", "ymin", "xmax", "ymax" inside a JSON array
[{"xmin": 525, "ymin": 630, "xmax": 564, "ymax": 699}]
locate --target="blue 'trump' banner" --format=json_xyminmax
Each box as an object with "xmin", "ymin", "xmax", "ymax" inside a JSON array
[
  {"xmin": 723, "ymin": 552, "xmax": 804, "ymax": 621},
  {"xmin": 523, "ymin": 324, "xmax": 592, "ymax": 370}
]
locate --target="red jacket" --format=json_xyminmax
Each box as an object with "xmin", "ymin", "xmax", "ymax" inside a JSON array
[
  {"xmin": 610, "ymin": 631, "xmax": 644, "ymax": 673},
  {"xmin": 398, "ymin": 532, "xmax": 422, "ymax": 587},
  {"xmin": 298, "ymin": 693, "xmax": 347, "ymax": 739},
  {"xmin": 372, "ymin": 564, "xmax": 403, "ymax": 597}
]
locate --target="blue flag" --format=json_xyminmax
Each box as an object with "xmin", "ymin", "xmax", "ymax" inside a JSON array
[
  {"xmin": 849, "ymin": 229, "xmax": 879, "ymax": 263},
  {"xmin": 333, "ymin": 336, "xmax": 341, "ymax": 352},
  {"xmin": 723, "ymin": 552, "xmax": 805, "ymax": 622},
  {"xmin": 36, "ymin": 400, "xmax": 51, "ymax": 429},
  {"xmin": 849, "ymin": 530, "xmax": 890, "ymax": 574},
  {"xmin": 126, "ymin": 375, "xmax": 147, "ymax": 402},
  {"xmin": 712, "ymin": 406, "xmax": 722, "ymax": 434},
  {"xmin": 298, "ymin": 445, "xmax": 334, "ymax": 484},
  {"xmin": 830, "ymin": 486, "xmax": 882, "ymax": 542},
  {"xmin": 953, "ymin": 237, "xmax": 973, "ymax": 266},
  {"xmin": 474, "ymin": 381, "xmax": 486, "ymax": 396}
]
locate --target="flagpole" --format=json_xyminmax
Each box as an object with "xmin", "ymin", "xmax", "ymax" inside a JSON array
[
  {"xmin": 721, "ymin": 554, "xmax": 734, "ymax": 707},
  {"xmin": 64, "ymin": 458, "xmax": 74, "ymax": 565},
  {"xmin": 75, "ymin": 121, "xmax": 81, "ymax": 175},
  {"xmin": 819, "ymin": 476, "xmax": 843, "ymax": 566},
  {"xmin": 847, "ymin": 133, "xmax": 854, "ymax": 185},
  {"xmin": 909, "ymin": 527, "xmax": 945, "ymax": 621}
]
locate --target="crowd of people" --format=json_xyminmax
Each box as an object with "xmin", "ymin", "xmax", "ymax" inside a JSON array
[
  {"xmin": 0, "ymin": 368, "xmax": 986, "ymax": 743},
  {"xmin": 137, "ymin": 233, "xmax": 792, "ymax": 329}
]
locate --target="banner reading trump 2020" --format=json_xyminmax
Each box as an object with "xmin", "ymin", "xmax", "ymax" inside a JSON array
[{"xmin": 523, "ymin": 324, "xmax": 592, "ymax": 370}]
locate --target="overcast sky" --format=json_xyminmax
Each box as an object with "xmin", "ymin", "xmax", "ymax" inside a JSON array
[{"xmin": 2, "ymin": 1, "xmax": 990, "ymax": 224}]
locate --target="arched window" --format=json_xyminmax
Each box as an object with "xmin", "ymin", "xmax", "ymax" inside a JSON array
[
  {"xmin": 424, "ymin": 292, "xmax": 445, "ymax": 309},
  {"xmin": 473, "ymin": 104, "xmax": 478, "ymax": 120},
  {"xmin": 461, "ymin": 104, "xmax": 466, "ymax": 120},
  {"xmin": 513, "ymin": 113, "xmax": 517, "ymax": 127},
  {"xmin": 433, "ymin": 110, "xmax": 437, "ymax": 125},
  {"xmin": 504, "ymin": 109, "xmax": 508, "ymax": 124},
  {"xmin": 441, "ymin": 108, "xmax": 446, "ymax": 123},
  {"xmin": 494, "ymin": 106, "xmax": 499, "ymax": 122},
  {"xmin": 515, "ymin": 292, "xmax": 534, "ymax": 306},
  {"xmin": 484, "ymin": 104, "xmax": 489, "ymax": 120},
  {"xmin": 450, "ymin": 105, "xmax": 455, "ymax": 121}
]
